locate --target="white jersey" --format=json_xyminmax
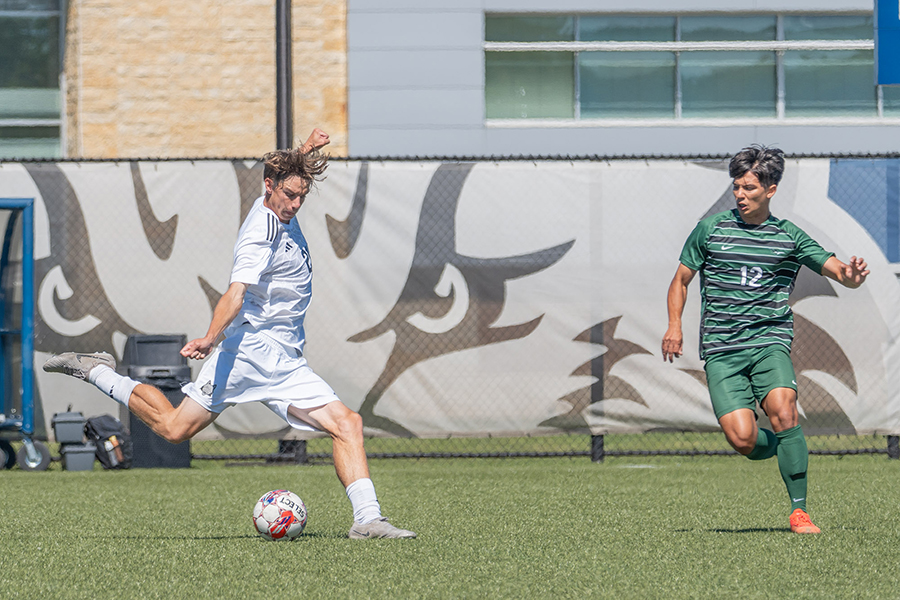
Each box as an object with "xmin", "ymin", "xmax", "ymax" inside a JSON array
[
  {"xmin": 182, "ymin": 195, "xmax": 338, "ymax": 430},
  {"xmin": 229, "ymin": 195, "xmax": 313, "ymax": 352}
]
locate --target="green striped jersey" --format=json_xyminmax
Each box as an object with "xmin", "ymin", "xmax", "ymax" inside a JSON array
[{"xmin": 679, "ymin": 209, "xmax": 833, "ymax": 359}]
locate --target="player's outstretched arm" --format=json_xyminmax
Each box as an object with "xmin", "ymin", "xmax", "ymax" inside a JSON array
[
  {"xmin": 300, "ymin": 128, "xmax": 330, "ymax": 153},
  {"xmin": 181, "ymin": 281, "xmax": 249, "ymax": 360},
  {"xmin": 662, "ymin": 263, "xmax": 696, "ymax": 362},
  {"xmin": 821, "ymin": 255, "xmax": 869, "ymax": 289}
]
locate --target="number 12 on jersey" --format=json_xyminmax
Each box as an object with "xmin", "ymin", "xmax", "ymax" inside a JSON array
[{"xmin": 740, "ymin": 265, "xmax": 763, "ymax": 287}]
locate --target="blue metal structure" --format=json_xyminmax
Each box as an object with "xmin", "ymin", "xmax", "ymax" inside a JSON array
[
  {"xmin": 0, "ymin": 198, "xmax": 48, "ymax": 470},
  {"xmin": 876, "ymin": 0, "xmax": 900, "ymax": 85}
]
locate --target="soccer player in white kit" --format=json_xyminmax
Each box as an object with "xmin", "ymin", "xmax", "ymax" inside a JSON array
[{"xmin": 44, "ymin": 129, "xmax": 416, "ymax": 540}]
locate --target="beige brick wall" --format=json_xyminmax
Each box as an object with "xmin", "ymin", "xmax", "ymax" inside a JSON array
[
  {"xmin": 65, "ymin": 0, "xmax": 347, "ymax": 158},
  {"xmin": 292, "ymin": 0, "xmax": 347, "ymax": 155}
]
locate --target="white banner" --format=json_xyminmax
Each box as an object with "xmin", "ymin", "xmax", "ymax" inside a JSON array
[{"xmin": 1, "ymin": 158, "xmax": 898, "ymax": 439}]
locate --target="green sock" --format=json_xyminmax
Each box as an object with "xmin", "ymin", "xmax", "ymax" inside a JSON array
[
  {"xmin": 747, "ymin": 428, "xmax": 778, "ymax": 461},
  {"xmin": 776, "ymin": 425, "xmax": 809, "ymax": 512}
]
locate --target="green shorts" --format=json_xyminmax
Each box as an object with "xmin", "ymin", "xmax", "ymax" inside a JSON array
[{"xmin": 703, "ymin": 345, "xmax": 797, "ymax": 420}]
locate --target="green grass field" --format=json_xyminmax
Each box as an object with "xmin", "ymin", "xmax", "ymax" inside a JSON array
[{"xmin": 1, "ymin": 455, "xmax": 898, "ymax": 599}]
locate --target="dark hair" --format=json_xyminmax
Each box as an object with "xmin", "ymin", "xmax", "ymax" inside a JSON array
[
  {"xmin": 728, "ymin": 145, "xmax": 785, "ymax": 188},
  {"xmin": 262, "ymin": 148, "xmax": 328, "ymax": 192}
]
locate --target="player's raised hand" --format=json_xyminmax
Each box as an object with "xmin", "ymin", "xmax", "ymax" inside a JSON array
[
  {"xmin": 823, "ymin": 255, "xmax": 870, "ymax": 289},
  {"xmin": 302, "ymin": 128, "xmax": 330, "ymax": 152},
  {"xmin": 181, "ymin": 337, "xmax": 214, "ymax": 361},
  {"xmin": 661, "ymin": 325, "xmax": 683, "ymax": 363},
  {"xmin": 842, "ymin": 256, "xmax": 869, "ymax": 288}
]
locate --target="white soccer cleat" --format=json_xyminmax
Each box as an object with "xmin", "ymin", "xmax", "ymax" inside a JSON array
[
  {"xmin": 42, "ymin": 352, "xmax": 116, "ymax": 380},
  {"xmin": 348, "ymin": 517, "xmax": 416, "ymax": 540}
]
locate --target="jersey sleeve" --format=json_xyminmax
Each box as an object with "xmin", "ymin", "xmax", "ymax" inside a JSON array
[
  {"xmin": 678, "ymin": 216, "xmax": 713, "ymax": 271},
  {"xmin": 785, "ymin": 221, "xmax": 834, "ymax": 274},
  {"xmin": 231, "ymin": 226, "xmax": 276, "ymax": 285}
]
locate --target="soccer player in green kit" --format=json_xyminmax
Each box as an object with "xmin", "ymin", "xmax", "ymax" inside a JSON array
[{"xmin": 662, "ymin": 145, "xmax": 869, "ymax": 534}]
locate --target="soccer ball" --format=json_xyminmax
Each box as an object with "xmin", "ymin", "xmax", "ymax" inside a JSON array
[{"xmin": 252, "ymin": 489, "xmax": 308, "ymax": 541}]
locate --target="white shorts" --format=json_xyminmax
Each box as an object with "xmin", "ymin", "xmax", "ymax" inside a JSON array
[{"xmin": 182, "ymin": 325, "xmax": 339, "ymax": 433}]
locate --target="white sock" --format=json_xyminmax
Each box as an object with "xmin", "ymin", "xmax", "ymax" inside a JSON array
[
  {"xmin": 346, "ymin": 478, "xmax": 382, "ymax": 524},
  {"xmin": 88, "ymin": 365, "xmax": 139, "ymax": 407}
]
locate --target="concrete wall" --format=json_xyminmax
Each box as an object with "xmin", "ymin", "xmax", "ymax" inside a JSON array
[
  {"xmin": 347, "ymin": 0, "xmax": 899, "ymax": 158},
  {"xmin": 347, "ymin": 1, "xmax": 485, "ymax": 157},
  {"xmin": 64, "ymin": 0, "xmax": 348, "ymax": 158}
]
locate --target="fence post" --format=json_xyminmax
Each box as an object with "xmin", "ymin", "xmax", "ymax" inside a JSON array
[
  {"xmin": 591, "ymin": 434, "xmax": 605, "ymax": 463},
  {"xmin": 277, "ymin": 439, "xmax": 308, "ymax": 464},
  {"xmin": 275, "ymin": 0, "xmax": 293, "ymax": 149},
  {"xmin": 888, "ymin": 436, "xmax": 899, "ymax": 459}
]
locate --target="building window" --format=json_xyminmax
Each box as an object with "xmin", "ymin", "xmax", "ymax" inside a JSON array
[
  {"xmin": 484, "ymin": 13, "xmax": 900, "ymax": 122},
  {"xmin": 0, "ymin": 0, "xmax": 63, "ymax": 158}
]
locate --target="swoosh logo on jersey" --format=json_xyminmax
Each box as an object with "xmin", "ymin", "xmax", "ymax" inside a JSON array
[{"xmin": 721, "ymin": 244, "xmax": 734, "ymax": 250}]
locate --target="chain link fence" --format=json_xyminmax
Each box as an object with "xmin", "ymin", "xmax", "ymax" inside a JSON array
[{"xmin": 1, "ymin": 155, "xmax": 898, "ymax": 463}]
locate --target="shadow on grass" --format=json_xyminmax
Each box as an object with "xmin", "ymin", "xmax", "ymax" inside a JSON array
[
  {"xmin": 78, "ymin": 531, "xmax": 345, "ymax": 541},
  {"xmin": 679, "ymin": 526, "xmax": 863, "ymax": 534},
  {"xmin": 675, "ymin": 527, "xmax": 788, "ymax": 534},
  {"xmin": 223, "ymin": 460, "xmax": 334, "ymax": 468},
  {"xmin": 711, "ymin": 527, "xmax": 790, "ymax": 534}
]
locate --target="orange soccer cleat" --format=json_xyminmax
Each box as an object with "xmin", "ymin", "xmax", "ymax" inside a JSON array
[{"xmin": 789, "ymin": 509, "xmax": 821, "ymax": 534}]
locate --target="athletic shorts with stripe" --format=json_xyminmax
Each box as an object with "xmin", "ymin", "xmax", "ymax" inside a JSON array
[
  {"xmin": 182, "ymin": 324, "xmax": 339, "ymax": 432},
  {"xmin": 704, "ymin": 345, "xmax": 797, "ymax": 420}
]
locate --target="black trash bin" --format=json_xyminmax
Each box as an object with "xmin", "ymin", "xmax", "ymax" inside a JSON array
[{"xmin": 120, "ymin": 334, "xmax": 192, "ymax": 468}]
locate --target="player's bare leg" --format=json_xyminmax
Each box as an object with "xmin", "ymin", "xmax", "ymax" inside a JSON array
[
  {"xmin": 294, "ymin": 401, "xmax": 369, "ymax": 487},
  {"xmin": 720, "ymin": 401, "xmax": 818, "ymax": 532},
  {"xmin": 760, "ymin": 387, "xmax": 799, "ymax": 432},
  {"xmin": 43, "ymin": 351, "xmax": 216, "ymax": 444},
  {"xmin": 761, "ymin": 387, "xmax": 819, "ymax": 533},
  {"xmin": 718, "ymin": 408, "xmax": 759, "ymax": 455},
  {"xmin": 127, "ymin": 387, "xmax": 217, "ymax": 444},
  {"xmin": 290, "ymin": 401, "xmax": 416, "ymax": 539}
]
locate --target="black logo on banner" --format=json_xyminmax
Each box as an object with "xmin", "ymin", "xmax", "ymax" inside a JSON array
[{"xmin": 328, "ymin": 163, "xmax": 574, "ymax": 436}]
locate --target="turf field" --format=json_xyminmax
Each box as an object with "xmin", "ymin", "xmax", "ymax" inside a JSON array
[{"xmin": 0, "ymin": 455, "xmax": 897, "ymax": 599}]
